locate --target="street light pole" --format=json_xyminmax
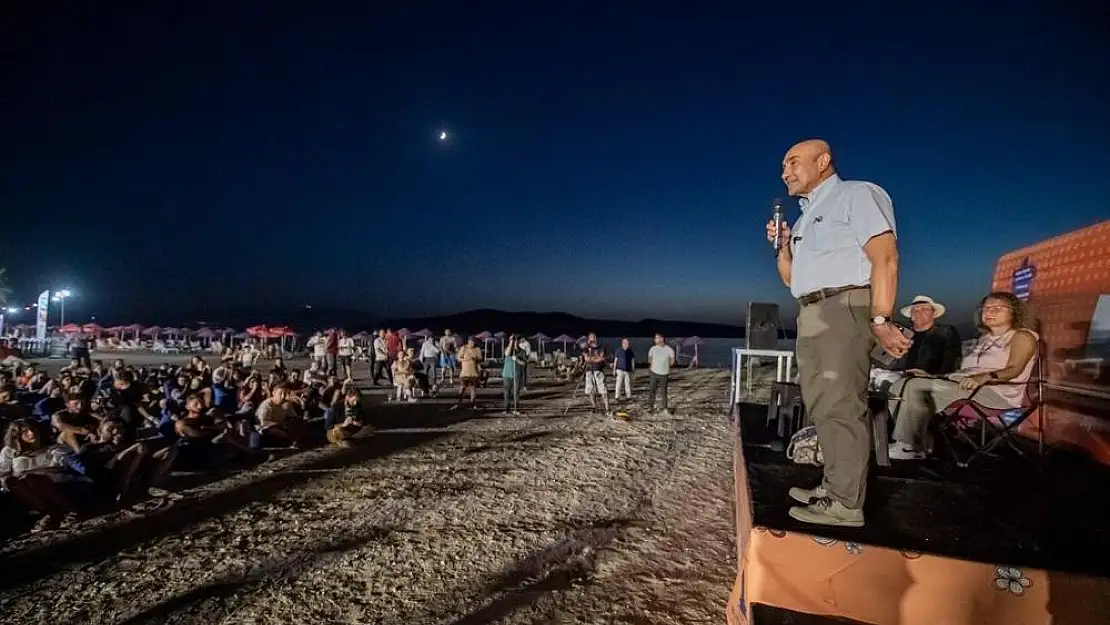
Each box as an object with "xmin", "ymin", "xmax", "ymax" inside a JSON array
[{"xmin": 53, "ymin": 288, "xmax": 73, "ymax": 328}]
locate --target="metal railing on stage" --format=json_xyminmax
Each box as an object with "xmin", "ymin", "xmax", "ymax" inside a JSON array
[{"xmin": 728, "ymin": 347, "xmax": 796, "ymax": 412}]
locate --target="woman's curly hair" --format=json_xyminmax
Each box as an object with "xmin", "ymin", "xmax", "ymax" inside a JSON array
[{"xmin": 977, "ymin": 291, "xmax": 1037, "ymax": 333}]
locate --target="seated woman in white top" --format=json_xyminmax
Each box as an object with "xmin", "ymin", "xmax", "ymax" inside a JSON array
[{"xmin": 888, "ymin": 291, "xmax": 1038, "ymax": 460}]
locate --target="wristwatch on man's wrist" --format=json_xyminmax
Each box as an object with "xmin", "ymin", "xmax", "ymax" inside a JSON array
[{"xmin": 870, "ymin": 315, "xmax": 889, "ymax": 327}]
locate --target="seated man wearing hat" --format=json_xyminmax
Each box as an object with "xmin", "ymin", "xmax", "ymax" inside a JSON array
[
  {"xmin": 894, "ymin": 295, "xmax": 963, "ymax": 376},
  {"xmin": 871, "ymin": 295, "xmax": 962, "ymax": 389},
  {"xmin": 871, "ymin": 296, "xmax": 963, "ymax": 460},
  {"xmin": 874, "ymin": 297, "xmax": 963, "ymax": 381}
]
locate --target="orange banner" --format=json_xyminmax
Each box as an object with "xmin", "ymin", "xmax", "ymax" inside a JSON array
[{"xmin": 991, "ymin": 220, "xmax": 1110, "ymax": 463}]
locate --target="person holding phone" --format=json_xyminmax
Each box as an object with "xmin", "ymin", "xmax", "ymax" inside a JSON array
[{"xmin": 501, "ymin": 335, "xmax": 524, "ymax": 415}]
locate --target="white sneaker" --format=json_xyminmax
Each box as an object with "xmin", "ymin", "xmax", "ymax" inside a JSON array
[{"xmin": 888, "ymin": 443, "xmax": 926, "ymax": 460}]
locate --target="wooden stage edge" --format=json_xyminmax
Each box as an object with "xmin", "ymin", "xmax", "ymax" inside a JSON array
[{"xmin": 725, "ymin": 420, "xmax": 1110, "ymax": 625}]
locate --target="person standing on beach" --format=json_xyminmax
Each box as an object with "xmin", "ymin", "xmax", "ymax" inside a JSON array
[
  {"xmin": 450, "ymin": 337, "xmax": 483, "ymax": 410},
  {"xmin": 439, "ymin": 330, "xmax": 458, "ymax": 382},
  {"xmin": 324, "ymin": 330, "xmax": 339, "ymax": 377},
  {"xmin": 580, "ymin": 333, "xmax": 609, "ymax": 414},
  {"xmin": 613, "ymin": 338, "xmax": 636, "ymax": 402},
  {"xmin": 308, "ymin": 332, "xmax": 326, "ymax": 371},
  {"xmin": 437, "ymin": 330, "xmax": 457, "ymax": 386},
  {"xmin": 501, "ymin": 335, "xmax": 524, "ymax": 415},
  {"xmin": 646, "ymin": 334, "xmax": 675, "ymax": 414},
  {"xmin": 371, "ymin": 329, "xmax": 393, "ymax": 386},
  {"xmin": 516, "ymin": 335, "xmax": 532, "ymax": 391},
  {"xmin": 767, "ymin": 139, "xmax": 911, "ymax": 528},
  {"xmin": 419, "ymin": 334, "xmax": 441, "ymax": 392},
  {"xmin": 338, "ymin": 330, "xmax": 355, "ymax": 380},
  {"xmin": 385, "ymin": 329, "xmax": 401, "ymax": 362},
  {"xmin": 71, "ymin": 333, "xmax": 92, "ymax": 370}
]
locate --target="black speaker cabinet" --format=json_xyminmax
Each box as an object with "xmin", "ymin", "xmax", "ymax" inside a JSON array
[{"xmin": 747, "ymin": 302, "xmax": 781, "ymax": 350}]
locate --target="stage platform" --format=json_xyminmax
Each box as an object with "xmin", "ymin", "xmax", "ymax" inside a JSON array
[{"xmin": 728, "ymin": 402, "xmax": 1110, "ymax": 625}]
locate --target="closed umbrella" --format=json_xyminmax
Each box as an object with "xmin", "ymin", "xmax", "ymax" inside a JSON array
[
  {"xmin": 473, "ymin": 330, "xmax": 493, "ymax": 357},
  {"xmin": 668, "ymin": 337, "xmax": 685, "ymax": 364},
  {"xmin": 531, "ymin": 332, "xmax": 550, "ymax": 356},
  {"xmin": 682, "ymin": 336, "xmax": 705, "ymax": 368}
]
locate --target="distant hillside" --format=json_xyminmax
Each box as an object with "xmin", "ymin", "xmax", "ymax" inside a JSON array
[
  {"xmin": 382, "ymin": 309, "xmax": 779, "ymax": 339},
  {"xmin": 93, "ymin": 306, "xmax": 381, "ymax": 331},
  {"xmin": 88, "ymin": 306, "xmax": 794, "ymax": 339}
]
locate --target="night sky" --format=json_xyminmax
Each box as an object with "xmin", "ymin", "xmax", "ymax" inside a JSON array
[{"xmin": 2, "ymin": 1, "xmax": 1107, "ymax": 327}]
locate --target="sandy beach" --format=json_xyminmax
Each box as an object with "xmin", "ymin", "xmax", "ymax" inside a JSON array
[{"xmin": 0, "ymin": 357, "xmax": 760, "ymax": 624}]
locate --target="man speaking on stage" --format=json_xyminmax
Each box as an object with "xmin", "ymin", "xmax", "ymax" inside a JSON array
[{"xmin": 766, "ymin": 139, "xmax": 912, "ymax": 528}]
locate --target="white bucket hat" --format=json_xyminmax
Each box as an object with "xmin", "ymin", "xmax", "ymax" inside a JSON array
[{"xmin": 900, "ymin": 295, "xmax": 946, "ymax": 318}]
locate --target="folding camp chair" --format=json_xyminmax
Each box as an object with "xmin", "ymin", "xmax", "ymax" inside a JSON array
[{"xmin": 934, "ymin": 345, "xmax": 1045, "ymax": 468}]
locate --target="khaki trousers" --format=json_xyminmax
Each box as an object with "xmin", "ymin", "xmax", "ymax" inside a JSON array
[
  {"xmin": 796, "ymin": 288, "xmax": 873, "ymax": 510},
  {"xmin": 889, "ymin": 377, "xmax": 1012, "ymax": 451}
]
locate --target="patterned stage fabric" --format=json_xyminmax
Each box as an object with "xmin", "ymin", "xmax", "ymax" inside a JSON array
[{"xmin": 726, "ymin": 429, "xmax": 1110, "ymax": 625}]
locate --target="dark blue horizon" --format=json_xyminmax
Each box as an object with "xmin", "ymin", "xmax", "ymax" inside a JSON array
[{"xmin": 2, "ymin": 1, "xmax": 1107, "ymax": 327}]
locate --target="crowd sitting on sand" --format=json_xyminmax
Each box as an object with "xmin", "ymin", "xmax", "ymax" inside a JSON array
[{"xmin": 0, "ymin": 327, "xmax": 681, "ymax": 535}]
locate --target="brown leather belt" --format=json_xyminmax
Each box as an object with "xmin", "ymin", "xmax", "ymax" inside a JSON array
[{"xmin": 797, "ymin": 285, "xmax": 869, "ymax": 307}]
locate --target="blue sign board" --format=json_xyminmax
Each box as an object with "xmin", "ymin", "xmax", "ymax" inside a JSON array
[{"xmin": 1011, "ymin": 257, "xmax": 1036, "ymax": 302}]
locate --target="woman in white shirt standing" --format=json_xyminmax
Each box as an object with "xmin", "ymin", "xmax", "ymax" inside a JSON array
[{"xmin": 338, "ymin": 330, "xmax": 355, "ymax": 380}]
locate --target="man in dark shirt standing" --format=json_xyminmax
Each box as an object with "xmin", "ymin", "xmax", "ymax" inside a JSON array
[
  {"xmin": 894, "ymin": 295, "xmax": 961, "ymax": 376},
  {"xmin": 612, "ymin": 338, "xmax": 635, "ymax": 401}
]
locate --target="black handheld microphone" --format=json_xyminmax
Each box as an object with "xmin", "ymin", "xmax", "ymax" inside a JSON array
[{"xmin": 771, "ymin": 199, "xmax": 786, "ymax": 252}]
